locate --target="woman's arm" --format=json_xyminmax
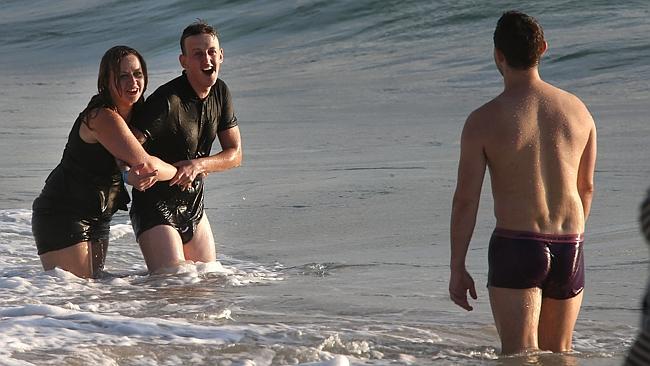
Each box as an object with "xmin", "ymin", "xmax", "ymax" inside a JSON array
[{"xmin": 81, "ymin": 108, "xmax": 176, "ymax": 181}]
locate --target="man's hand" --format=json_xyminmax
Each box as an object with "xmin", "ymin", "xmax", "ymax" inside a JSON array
[
  {"xmin": 449, "ymin": 268, "xmax": 478, "ymax": 311},
  {"xmin": 127, "ymin": 163, "xmax": 159, "ymax": 191},
  {"xmin": 170, "ymin": 160, "xmax": 204, "ymax": 190}
]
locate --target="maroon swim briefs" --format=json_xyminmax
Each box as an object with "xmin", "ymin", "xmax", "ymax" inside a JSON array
[{"xmin": 487, "ymin": 228, "xmax": 584, "ymax": 299}]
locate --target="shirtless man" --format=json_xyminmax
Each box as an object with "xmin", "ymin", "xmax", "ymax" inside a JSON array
[
  {"xmin": 130, "ymin": 21, "xmax": 242, "ymax": 273},
  {"xmin": 448, "ymin": 11, "xmax": 597, "ymax": 354}
]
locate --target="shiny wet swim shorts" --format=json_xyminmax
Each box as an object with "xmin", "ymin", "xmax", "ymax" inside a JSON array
[
  {"xmin": 130, "ymin": 178, "xmax": 204, "ymax": 244},
  {"xmin": 32, "ymin": 196, "xmax": 110, "ymax": 255},
  {"xmin": 487, "ymin": 228, "xmax": 585, "ymax": 299}
]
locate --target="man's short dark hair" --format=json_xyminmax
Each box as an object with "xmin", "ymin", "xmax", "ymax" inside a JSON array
[
  {"xmin": 493, "ymin": 11, "xmax": 545, "ymax": 70},
  {"xmin": 180, "ymin": 20, "xmax": 219, "ymax": 55}
]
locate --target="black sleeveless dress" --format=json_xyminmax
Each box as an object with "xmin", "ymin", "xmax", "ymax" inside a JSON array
[{"xmin": 32, "ymin": 113, "xmax": 130, "ymax": 254}]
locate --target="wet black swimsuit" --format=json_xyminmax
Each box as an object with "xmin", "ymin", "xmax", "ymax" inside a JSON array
[
  {"xmin": 32, "ymin": 115, "xmax": 130, "ymax": 255},
  {"xmin": 129, "ymin": 73, "xmax": 237, "ymax": 243}
]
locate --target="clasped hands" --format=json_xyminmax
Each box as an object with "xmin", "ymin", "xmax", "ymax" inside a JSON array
[{"xmin": 126, "ymin": 160, "xmax": 207, "ymax": 192}]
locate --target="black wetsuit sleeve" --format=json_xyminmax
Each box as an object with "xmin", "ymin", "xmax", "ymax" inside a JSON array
[
  {"xmin": 218, "ymin": 81, "xmax": 238, "ymax": 132},
  {"xmin": 134, "ymin": 92, "xmax": 170, "ymax": 143}
]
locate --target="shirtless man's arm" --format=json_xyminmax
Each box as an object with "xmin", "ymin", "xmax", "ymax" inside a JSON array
[
  {"xmin": 577, "ymin": 123, "xmax": 597, "ymax": 220},
  {"xmin": 449, "ymin": 111, "xmax": 487, "ymax": 311}
]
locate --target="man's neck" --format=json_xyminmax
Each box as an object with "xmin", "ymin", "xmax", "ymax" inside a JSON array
[
  {"xmin": 186, "ymin": 77, "xmax": 211, "ymax": 100},
  {"xmin": 192, "ymin": 85, "xmax": 211, "ymax": 100},
  {"xmin": 503, "ymin": 67, "xmax": 542, "ymax": 90}
]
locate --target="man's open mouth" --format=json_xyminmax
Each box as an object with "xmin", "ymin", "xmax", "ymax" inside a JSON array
[{"xmin": 202, "ymin": 66, "xmax": 216, "ymax": 75}]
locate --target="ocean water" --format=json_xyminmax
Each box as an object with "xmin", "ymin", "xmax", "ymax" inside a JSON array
[{"xmin": 1, "ymin": 1, "xmax": 650, "ymax": 365}]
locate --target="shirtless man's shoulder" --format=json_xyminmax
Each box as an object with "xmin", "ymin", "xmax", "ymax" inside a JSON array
[{"xmin": 465, "ymin": 81, "xmax": 594, "ymax": 143}]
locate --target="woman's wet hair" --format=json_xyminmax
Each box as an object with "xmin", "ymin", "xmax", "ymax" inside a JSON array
[{"xmin": 81, "ymin": 45, "xmax": 148, "ymax": 126}]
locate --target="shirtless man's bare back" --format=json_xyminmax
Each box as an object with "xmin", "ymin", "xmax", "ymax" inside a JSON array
[{"xmin": 449, "ymin": 11, "xmax": 597, "ymax": 355}]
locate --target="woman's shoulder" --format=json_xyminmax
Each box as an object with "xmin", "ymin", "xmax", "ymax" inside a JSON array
[{"xmin": 85, "ymin": 106, "xmax": 123, "ymax": 127}]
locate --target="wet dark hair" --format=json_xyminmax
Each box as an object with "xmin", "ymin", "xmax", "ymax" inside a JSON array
[
  {"xmin": 493, "ymin": 11, "xmax": 545, "ymax": 70},
  {"xmin": 81, "ymin": 45, "xmax": 148, "ymax": 126},
  {"xmin": 180, "ymin": 20, "xmax": 219, "ymax": 55}
]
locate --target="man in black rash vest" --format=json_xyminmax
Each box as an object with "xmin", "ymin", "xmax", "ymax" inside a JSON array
[{"xmin": 129, "ymin": 21, "xmax": 242, "ymax": 273}]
